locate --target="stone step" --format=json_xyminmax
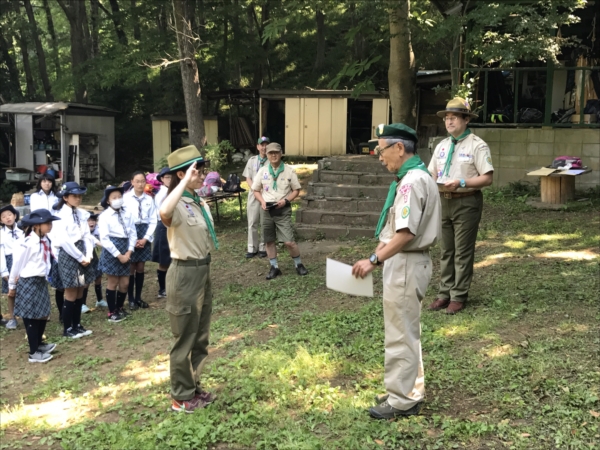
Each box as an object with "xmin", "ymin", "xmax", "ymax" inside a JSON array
[
  {"xmin": 308, "ymin": 182, "xmax": 389, "ymax": 199},
  {"xmin": 296, "ymin": 209, "xmax": 380, "ymax": 226},
  {"xmin": 319, "ymin": 155, "xmax": 388, "ymax": 173},
  {"xmin": 302, "ymin": 196, "xmax": 385, "ymax": 213},
  {"xmin": 314, "ymin": 170, "xmax": 395, "ymax": 185},
  {"xmin": 295, "ymin": 223, "xmax": 376, "ymax": 240}
]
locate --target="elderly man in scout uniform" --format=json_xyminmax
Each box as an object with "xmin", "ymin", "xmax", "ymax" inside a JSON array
[
  {"xmin": 242, "ymin": 136, "xmax": 270, "ymax": 258},
  {"xmin": 427, "ymin": 97, "xmax": 494, "ymax": 315},
  {"xmin": 352, "ymin": 123, "xmax": 441, "ymax": 419},
  {"xmin": 252, "ymin": 142, "xmax": 308, "ymax": 280}
]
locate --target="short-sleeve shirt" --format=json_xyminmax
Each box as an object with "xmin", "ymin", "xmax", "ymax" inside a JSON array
[
  {"xmin": 428, "ymin": 133, "xmax": 494, "ymax": 192},
  {"xmin": 251, "ymin": 164, "xmax": 301, "ymax": 203},
  {"xmin": 166, "ymin": 197, "xmax": 214, "ymax": 260},
  {"xmin": 379, "ymin": 170, "xmax": 441, "ymax": 251},
  {"xmin": 242, "ymin": 155, "xmax": 268, "ymax": 182}
]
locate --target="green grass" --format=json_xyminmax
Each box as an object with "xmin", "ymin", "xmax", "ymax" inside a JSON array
[{"xmin": 0, "ymin": 184, "xmax": 598, "ymax": 449}]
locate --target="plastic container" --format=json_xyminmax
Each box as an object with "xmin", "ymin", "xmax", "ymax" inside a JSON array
[
  {"xmin": 6, "ymin": 172, "xmax": 31, "ymax": 181},
  {"xmin": 36, "ymin": 165, "xmax": 48, "ymax": 174}
]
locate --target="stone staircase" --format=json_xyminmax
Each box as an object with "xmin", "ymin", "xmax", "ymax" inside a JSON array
[{"xmin": 296, "ymin": 155, "xmax": 394, "ymax": 239}]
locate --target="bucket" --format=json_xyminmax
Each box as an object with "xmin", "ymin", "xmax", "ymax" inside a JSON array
[{"xmin": 36, "ymin": 165, "xmax": 48, "ymax": 174}]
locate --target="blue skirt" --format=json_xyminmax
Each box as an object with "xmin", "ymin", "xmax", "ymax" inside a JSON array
[
  {"xmin": 98, "ymin": 237, "xmax": 130, "ymax": 277},
  {"xmin": 49, "ymin": 258, "xmax": 64, "ymax": 290},
  {"xmin": 14, "ymin": 276, "xmax": 51, "ymax": 319},
  {"xmin": 58, "ymin": 240, "xmax": 96, "ymax": 288},
  {"xmin": 131, "ymin": 223, "xmax": 152, "ymax": 263},
  {"xmin": 1, "ymin": 254, "xmax": 12, "ymax": 294},
  {"xmin": 92, "ymin": 247, "xmax": 103, "ymax": 279},
  {"xmin": 152, "ymin": 221, "xmax": 171, "ymax": 266}
]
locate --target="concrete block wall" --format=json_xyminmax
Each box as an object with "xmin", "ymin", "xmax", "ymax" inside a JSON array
[{"xmin": 473, "ymin": 128, "xmax": 599, "ymax": 190}]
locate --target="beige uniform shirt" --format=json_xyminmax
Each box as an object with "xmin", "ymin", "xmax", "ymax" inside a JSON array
[
  {"xmin": 428, "ymin": 133, "xmax": 494, "ymax": 192},
  {"xmin": 242, "ymin": 155, "xmax": 268, "ymax": 182},
  {"xmin": 252, "ymin": 164, "xmax": 301, "ymax": 203},
  {"xmin": 167, "ymin": 197, "xmax": 214, "ymax": 260},
  {"xmin": 379, "ymin": 169, "xmax": 441, "ymax": 251}
]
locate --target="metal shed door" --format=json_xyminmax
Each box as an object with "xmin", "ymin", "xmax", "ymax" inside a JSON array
[{"xmin": 371, "ymin": 99, "xmax": 390, "ymax": 138}]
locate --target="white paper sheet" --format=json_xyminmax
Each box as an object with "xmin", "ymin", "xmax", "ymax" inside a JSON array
[
  {"xmin": 562, "ymin": 169, "xmax": 586, "ymax": 176},
  {"xmin": 326, "ymin": 258, "xmax": 374, "ymax": 297}
]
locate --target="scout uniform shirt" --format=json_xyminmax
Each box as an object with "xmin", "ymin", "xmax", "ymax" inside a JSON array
[
  {"xmin": 378, "ymin": 170, "xmax": 441, "ymax": 251},
  {"xmin": 428, "ymin": 133, "xmax": 494, "ymax": 192},
  {"xmin": 243, "ymin": 155, "xmax": 268, "ymax": 185},
  {"xmin": 251, "ymin": 164, "xmax": 301, "ymax": 202},
  {"xmin": 167, "ymin": 196, "xmax": 214, "ymax": 260}
]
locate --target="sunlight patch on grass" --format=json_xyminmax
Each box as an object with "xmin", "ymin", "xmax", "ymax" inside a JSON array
[
  {"xmin": 120, "ymin": 356, "xmax": 170, "ymax": 388},
  {"xmin": 0, "ymin": 394, "xmax": 80, "ymax": 429},
  {"xmin": 484, "ymin": 344, "xmax": 515, "ymax": 358},
  {"xmin": 503, "ymin": 240, "xmax": 526, "ymax": 249},
  {"xmin": 535, "ymin": 250, "xmax": 598, "ymax": 261},
  {"xmin": 438, "ymin": 325, "xmax": 471, "ymax": 337},
  {"xmin": 474, "ymin": 252, "xmax": 515, "ymax": 268},
  {"xmin": 518, "ymin": 233, "xmax": 580, "ymax": 242},
  {"xmin": 279, "ymin": 347, "xmax": 338, "ymax": 384}
]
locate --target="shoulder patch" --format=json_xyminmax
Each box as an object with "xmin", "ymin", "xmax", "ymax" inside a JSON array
[{"xmin": 401, "ymin": 206, "xmax": 410, "ymax": 219}]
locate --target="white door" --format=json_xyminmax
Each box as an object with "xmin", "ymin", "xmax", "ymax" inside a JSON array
[{"xmin": 15, "ymin": 114, "xmax": 33, "ymax": 170}]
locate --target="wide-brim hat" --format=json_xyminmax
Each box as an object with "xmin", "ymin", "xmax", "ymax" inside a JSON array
[
  {"xmin": 57, "ymin": 181, "xmax": 87, "ymax": 198},
  {"xmin": 167, "ymin": 145, "xmax": 209, "ymax": 173},
  {"xmin": 21, "ymin": 209, "xmax": 61, "ymax": 226},
  {"xmin": 437, "ymin": 97, "xmax": 478, "ymax": 119},
  {"xmin": 375, "ymin": 123, "xmax": 419, "ymax": 144},
  {"xmin": 156, "ymin": 167, "xmax": 170, "ymax": 183},
  {"xmin": 100, "ymin": 185, "xmax": 124, "ymax": 209},
  {"xmin": 0, "ymin": 205, "xmax": 20, "ymax": 223}
]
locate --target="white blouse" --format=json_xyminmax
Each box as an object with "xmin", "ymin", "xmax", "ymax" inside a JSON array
[
  {"xmin": 29, "ymin": 190, "xmax": 58, "ymax": 211},
  {"xmin": 98, "ymin": 207, "xmax": 137, "ymax": 257},
  {"xmin": 123, "ymin": 190, "xmax": 157, "ymax": 242},
  {"xmin": 154, "ymin": 186, "xmax": 168, "ymax": 220},
  {"xmin": 0, "ymin": 225, "xmax": 24, "ymax": 255},
  {"xmin": 0, "ymin": 244, "xmax": 7, "ymax": 278},
  {"xmin": 50, "ymin": 205, "xmax": 94, "ymax": 263},
  {"xmin": 8, "ymin": 233, "xmax": 52, "ymax": 290}
]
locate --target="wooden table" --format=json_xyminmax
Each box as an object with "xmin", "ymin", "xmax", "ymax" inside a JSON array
[{"xmin": 538, "ymin": 169, "xmax": 592, "ymax": 204}]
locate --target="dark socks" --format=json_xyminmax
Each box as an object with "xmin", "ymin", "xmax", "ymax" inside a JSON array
[
  {"xmin": 23, "ymin": 318, "xmax": 39, "ymax": 354},
  {"xmin": 94, "ymin": 284, "xmax": 103, "ymax": 301},
  {"xmin": 38, "ymin": 320, "xmax": 47, "ymax": 345},
  {"xmin": 135, "ymin": 272, "xmax": 144, "ymax": 301},
  {"xmin": 106, "ymin": 289, "xmax": 117, "ymax": 313},
  {"xmin": 157, "ymin": 270, "xmax": 166, "ymax": 291},
  {"xmin": 81, "ymin": 288, "xmax": 89, "ymax": 306},
  {"xmin": 63, "ymin": 300, "xmax": 75, "ymax": 333},
  {"xmin": 128, "ymin": 275, "xmax": 135, "ymax": 301},
  {"xmin": 55, "ymin": 290, "xmax": 64, "ymax": 320},
  {"xmin": 73, "ymin": 298, "xmax": 83, "ymax": 328},
  {"xmin": 117, "ymin": 291, "xmax": 127, "ymax": 310}
]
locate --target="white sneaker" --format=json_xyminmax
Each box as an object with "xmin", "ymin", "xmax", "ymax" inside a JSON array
[
  {"xmin": 96, "ymin": 300, "xmax": 108, "ymax": 308},
  {"xmin": 81, "ymin": 304, "xmax": 91, "ymax": 314},
  {"xmin": 29, "ymin": 351, "xmax": 53, "ymax": 363}
]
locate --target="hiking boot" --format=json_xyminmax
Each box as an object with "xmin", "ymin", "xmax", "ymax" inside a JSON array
[
  {"xmin": 445, "ymin": 301, "xmax": 464, "ymax": 315},
  {"xmin": 28, "ymin": 351, "xmax": 53, "ymax": 363},
  {"xmin": 81, "ymin": 304, "xmax": 91, "ymax": 314},
  {"xmin": 38, "ymin": 343, "xmax": 57, "ymax": 354},
  {"xmin": 63, "ymin": 327, "xmax": 83, "ymax": 339},
  {"xmin": 136, "ymin": 299, "xmax": 149, "ymax": 309},
  {"xmin": 157, "ymin": 290, "xmax": 167, "ymax": 299},
  {"xmin": 369, "ymin": 400, "xmax": 423, "ymax": 420},
  {"xmin": 171, "ymin": 397, "xmax": 205, "ymax": 413},
  {"xmin": 96, "ymin": 300, "xmax": 108, "ymax": 308},
  {"xmin": 108, "ymin": 311, "xmax": 126, "ymax": 323},
  {"xmin": 195, "ymin": 390, "xmax": 216, "ymax": 405},
  {"xmin": 295, "ymin": 264, "xmax": 308, "ymax": 276},
  {"xmin": 245, "ymin": 251, "xmax": 258, "ymax": 259},
  {"xmin": 129, "ymin": 301, "xmax": 139, "ymax": 311},
  {"xmin": 258, "ymin": 251, "xmax": 268, "ymax": 258},
  {"xmin": 75, "ymin": 325, "xmax": 93, "ymax": 337},
  {"xmin": 266, "ymin": 267, "xmax": 282, "ymax": 280},
  {"xmin": 5, "ymin": 318, "xmax": 18, "ymax": 330},
  {"xmin": 428, "ymin": 298, "xmax": 450, "ymax": 311}
]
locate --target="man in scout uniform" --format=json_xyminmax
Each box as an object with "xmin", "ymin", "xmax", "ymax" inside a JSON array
[
  {"xmin": 427, "ymin": 97, "xmax": 494, "ymax": 315},
  {"xmin": 252, "ymin": 142, "xmax": 308, "ymax": 280},
  {"xmin": 352, "ymin": 123, "xmax": 441, "ymax": 419},
  {"xmin": 242, "ymin": 136, "xmax": 270, "ymax": 258}
]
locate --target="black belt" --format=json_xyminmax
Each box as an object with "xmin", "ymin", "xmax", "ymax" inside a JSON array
[
  {"xmin": 439, "ymin": 190, "xmax": 479, "ymax": 199},
  {"xmin": 172, "ymin": 254, "xmax": 211, "ymax": 266}
]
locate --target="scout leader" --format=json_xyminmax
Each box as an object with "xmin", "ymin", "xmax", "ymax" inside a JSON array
[
  {"xmin": 352, "ymin": 123, "xmax": 441, "ymax": 419},
  {"xmin": 427, "ymin": 97, "xmax": 494, "ymax": 314}
]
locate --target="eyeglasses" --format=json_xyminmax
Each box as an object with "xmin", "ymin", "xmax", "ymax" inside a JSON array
[
  {"xmin": 443, "ymin": 116, "xmax": 460, "ymax": 122},
  {"xmin": 376, "ymin": 142, "xmax": 396, "ymax": 156}
]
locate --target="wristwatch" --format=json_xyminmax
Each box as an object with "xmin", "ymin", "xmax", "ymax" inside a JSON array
[
  {"xmin": 369, "ymin": 253, "xmax": 381, "ymax": 265},
  {"xmin": 459, "ymin": 179, "xmax": 466, "ymax": 188}
]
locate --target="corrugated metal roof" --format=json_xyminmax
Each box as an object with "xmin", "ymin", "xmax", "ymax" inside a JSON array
[{"xmin": 0, "ymin": 102, "xmax": 118, "ymax": 115}]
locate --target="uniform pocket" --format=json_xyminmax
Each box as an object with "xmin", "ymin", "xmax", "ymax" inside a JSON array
[
  {"xmin": 165, "ymin": 266, "xmax": 192, "ymax": 315},
  {"xmin": 383, "ymin": 254, "xmax": 406, "ymax": 288},
  {"xmin": 186, "ymin": 216, "xmax": 200, "ymax": 227}
]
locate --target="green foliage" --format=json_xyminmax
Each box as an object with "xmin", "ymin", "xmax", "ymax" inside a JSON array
[
  {"xmin": 203, "ymin": 140, "xmax": 235, "ymax": 173},
  {"xmin": 0, "ymin": 181, "xmax": 18, "ymax": 203}
]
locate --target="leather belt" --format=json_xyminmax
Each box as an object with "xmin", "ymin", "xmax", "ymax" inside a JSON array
[
  {"xmin": 172, "ymin": 254, "xmax": 211, "ymax": 266},
  {"xmin": 439, "ymin": 190, "xmax": 479, "ymax": 199}
]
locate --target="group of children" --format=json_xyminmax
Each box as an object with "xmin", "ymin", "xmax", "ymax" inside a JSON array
[{"xmin": 0, "ymin": 169, "xmax": 172, "ymax": 363}]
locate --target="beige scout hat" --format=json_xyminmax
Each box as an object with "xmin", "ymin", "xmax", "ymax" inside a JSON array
[
  {"xmin": 436, "ymin": 97, "xmax": 478, "ymax": 119},
  {"xmin": 167, "ymin": 145, "xmax": 209, "ymax": 173},
  {"xmin": 266, "ymin": 142, "xmax": 282, "ymax": 153}
]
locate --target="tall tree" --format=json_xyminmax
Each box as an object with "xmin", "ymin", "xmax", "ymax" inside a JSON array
[
  {"xmin": 388, "ymin": 0, "xmax": 416, "ymax": 127},
  {"xmin": 0, "ymin": 27, "xmax": 23, "ymax": 101},
  {"xmin": 131, "ymin": 0, "xmax": 141, "ymax": 40},
  {"xmin": 90, "ymin": 0, "xmax": 100, "ymax": 58},
  {"xmin": 23, "ymin": 0, "xmax": 53, "ymax": 100},
  {"xmin": 313, "ymin": 9, "xmax": 325, "ymax": 72},
  {"xmin": 41, "ymin": 0, "xmax": 61, "ymax": 79},
  {"xmin": 172, "ymin": 0, "xmax": 205, "ymax": 151},
  {"xmin": 107, "ymin": 0, "xmax": 129, "ymax": 45}
]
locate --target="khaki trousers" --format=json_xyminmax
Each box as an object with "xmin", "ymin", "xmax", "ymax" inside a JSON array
[
  {"xmin": 438, "ymin": 191, "xmax": 483, "ymax": 303},
  {"xmin": 166, "ymin": 260, "xmax": 212, "ymax": 401},
  {"xmin": 247, "ymin": 192, "xmax": 265, "ymax": 253},
  {"xmin": 383, "ymin": 251, "xmax": 432, "ymax": 410}
]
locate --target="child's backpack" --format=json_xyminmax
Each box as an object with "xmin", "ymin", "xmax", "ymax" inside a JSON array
[
  {"xmin": 222, "ymin": 173, "xmax": 243, "ymax": 193},
  {"xmin": 551, "ymin": 156, "xmax": 583, "ymax": 169},
  {"xmin": 199, "ymin": 171, "xmax": 222, "ymax": 197}
]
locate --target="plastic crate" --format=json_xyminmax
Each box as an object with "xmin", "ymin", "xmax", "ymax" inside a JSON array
[{"xmin": 6, "ymin": 172, "xmax": 31, "ymax": 181}]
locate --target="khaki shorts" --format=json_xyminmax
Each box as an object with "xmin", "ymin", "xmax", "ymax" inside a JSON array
[{"xmin": 260, "ymin": 206, "xmax": 294, "ymax": 243}]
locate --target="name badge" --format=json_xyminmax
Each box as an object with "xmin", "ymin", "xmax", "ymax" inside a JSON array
[{"xmin": 184, "ymin": 204, "xmax": 195, "ymax": 217}]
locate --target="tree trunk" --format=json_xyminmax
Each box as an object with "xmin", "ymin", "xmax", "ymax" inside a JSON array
[
  {"xmin": 172, "ymin": 0, "xmax": 206, "ymax": 152},
  {"xmin": 131, "ymin": 0, "xmax": 141, "ymax": 40},
  {"xmin": 219, "ymin": 13, "xmax": 228, "ymax": 82},
  {"xmin": 0, "ymin": 28, "xmax": 23, "ymax": 101},
  {"xmin": 231, "ymin": 0, "xmax": 242, "ymax": 86},
  {"xmin": 388, "ymin": 1, "xmax": 416, "ymax": 127},
  {"xmin": 313, "ymin": 9, "xmax": 325, "ymax": 72},
  {"xmin": 23, "ymin": 0, "xmax": 53, "ymax": 100},
  {"xmin": 42, "ymin": 0, "xmax": 61, "ymax": 79},
  {"xmin": 18, "ymin": 30, "xmax": 36, "ymax": 100},
  {"xmin": 90, "ymin": 0, "xmax": 100, "ymax": 58},
  {"xmin": 108, "ymin": 0, "xmax": 129, "ymax": 45}
]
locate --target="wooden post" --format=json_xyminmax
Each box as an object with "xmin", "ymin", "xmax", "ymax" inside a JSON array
[{"xmin": 540, "ymin": 176, "xmax": 575, "ymax": 204}]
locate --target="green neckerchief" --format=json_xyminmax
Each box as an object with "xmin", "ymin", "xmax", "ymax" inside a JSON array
[
  {"xmin": 443, "ymin": 128, "xmax": 471, "ymax": 177},
  {"xmin": 258, "ymin": 155, "xmax": 267, "ymax": 167},
  {"xmin": 374, "ymin": 155, "xmax": 430, "ymax": 239},
  {"xmin": 268, "ymin": 163, "xmax": 285, "ymax": 191},
  {"xmin": 181, "ymin": 190, "xmax": 219, "ymax": 250}
]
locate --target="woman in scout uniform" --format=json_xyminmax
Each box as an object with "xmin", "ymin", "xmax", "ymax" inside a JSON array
[
  {"xmin": 52, "ymin": 182, "xmax": 95, "ymax": 339},
  {"xmin": 159, "ymin": 145, "xmax": 217, "ymax": 413},
  {"xmin": 152, "ymin": 167, "xmax": 172, "ymax": 299},
  {"xmin": 352, "ymin": 123, "xmax": 441, "ymax": 420},
  {"xmin": 242, "ymin": 136, "xmax": 270, "ymax": 258},
  {"xmin": 124, "ymin": 171, "xmax": 157, "ymax": 310},
  {"xmin": 29, "ymin": 173, "xmax": 58, "ymax": 211},
  {"xmin": 251, "ymin": 142, "xmax": 308, "ymax": 280},
  {"xmin": 8, "ymin": 209, "xmax": 61, "ymax": 363},
  {"xmin": 1, "ymin": 205, "xmax": 24, "ymax": 330},
  {"xmin": 98, "ymin": 186, "xmax": 137, "ymax": 323},
  {"xmin": 427, "ymin": 97, "xmax": 494, "ymax": 314}
]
